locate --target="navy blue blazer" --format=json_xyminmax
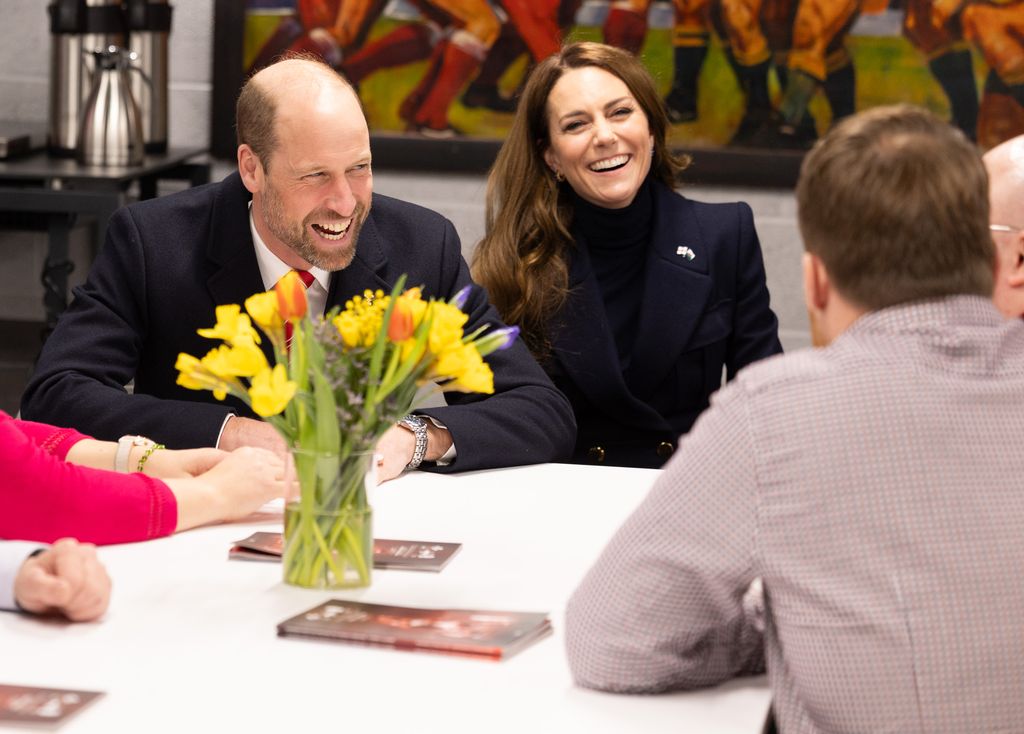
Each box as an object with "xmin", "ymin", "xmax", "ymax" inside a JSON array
[
  {"xmin": 545, "ymin": 182, "xmax": 782, "ymax": 468},
  {"xmin": 22, "ymin": 173, "xmax": 576, "ymax": 472}
]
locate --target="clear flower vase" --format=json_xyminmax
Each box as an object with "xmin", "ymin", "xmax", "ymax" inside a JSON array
[{"xmin": 282, "ymin": 449, "xmax": 374, "ymax": 589}]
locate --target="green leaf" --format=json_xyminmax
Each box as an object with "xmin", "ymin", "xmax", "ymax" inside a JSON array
[{"xmin": 363, "ymin": 274, "xmax": 407, "ymax": 417}]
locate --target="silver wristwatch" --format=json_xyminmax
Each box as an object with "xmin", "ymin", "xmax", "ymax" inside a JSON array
[{"xmin": 397, "ymin": 414, "xmax": 428, "ymax": 470}]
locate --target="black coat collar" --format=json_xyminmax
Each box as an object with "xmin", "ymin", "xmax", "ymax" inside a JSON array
[
  {"xmin": 203, "ymin": 172, "xmax": 394, "ymax": 313},
  {"xmin": 551, "ymin": 183, "xmax": 713, "ymax": 429}
]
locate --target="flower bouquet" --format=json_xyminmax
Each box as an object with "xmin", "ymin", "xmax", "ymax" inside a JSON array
[{"xmin": 175, "ymin": 272, "xmax": 516, "ymax": 588}]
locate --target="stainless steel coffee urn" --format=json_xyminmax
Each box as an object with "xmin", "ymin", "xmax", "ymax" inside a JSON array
[
  {"xmin": 48, "ymin": 0, "xmax": 127, "ymax": 156},
  {"xmin": 126, "ymin": 0, "xmax": 172, "ymax": 153}
]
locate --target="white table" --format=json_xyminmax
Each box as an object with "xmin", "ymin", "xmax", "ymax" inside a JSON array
[{"xmin": 0, "ymin": 463, "xmax": 770, "ymax": 732}]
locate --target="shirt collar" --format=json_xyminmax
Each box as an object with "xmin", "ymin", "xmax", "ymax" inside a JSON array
[{"xmin": 248, "ymin": 202, "xmax": 331, "ymax": 294}]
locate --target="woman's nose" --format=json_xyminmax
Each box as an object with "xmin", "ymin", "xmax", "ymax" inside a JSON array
[{"xmin": 593, "ymin": 118, "xmax": 616, "ymax": 146}]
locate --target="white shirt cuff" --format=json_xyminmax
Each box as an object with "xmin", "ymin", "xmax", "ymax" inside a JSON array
[
  {"xmin": 215, "ymin": 414, "xmax": 235, "ymax": 449},
  {"xmin": 421, "ymin": 415, "xmax": 456, "ymax": 466},
  {"xmin": 0, "ymin": 541, "xmax": 46, "ymax": 612}
]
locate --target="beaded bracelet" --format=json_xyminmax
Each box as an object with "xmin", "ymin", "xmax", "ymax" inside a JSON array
[{"xmin": 136, "ymin": 443, "xmax": 165, "ymax": 473}]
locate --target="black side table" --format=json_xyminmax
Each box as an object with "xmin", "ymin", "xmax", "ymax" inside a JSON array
[{"xmin": 0, "ymin": 148, "xmax": 211, "ymax": 334}]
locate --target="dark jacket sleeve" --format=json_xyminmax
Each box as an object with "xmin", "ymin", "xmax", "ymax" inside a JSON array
[
  {"xmin": 413, "ymin": 218, "xmax": 577, "ymax": 472},
  {"xmin": 725, "ymin": 202, "xmax": 782, "ymax": 379},
  {"xmin": 20, "ymin": 207, "xmax": 234, "ymax": 447}
]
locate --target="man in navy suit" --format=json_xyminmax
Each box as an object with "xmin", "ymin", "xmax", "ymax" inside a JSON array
[{"xmin": 21, "ymin": 56, "xmax": 575, "ymax": 481}]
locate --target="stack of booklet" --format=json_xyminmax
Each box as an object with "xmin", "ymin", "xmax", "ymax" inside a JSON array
[{"xmin": 277, "ymin": 600, "xmax": 552, "ymax": 660}]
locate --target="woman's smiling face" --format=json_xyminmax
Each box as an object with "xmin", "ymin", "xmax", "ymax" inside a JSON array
[{"xmin": 543, "ymin": 65, "xmax": 654, "ymax": 209}]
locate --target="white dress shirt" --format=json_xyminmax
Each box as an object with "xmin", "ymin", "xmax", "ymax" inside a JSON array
[{"xmin": 248, "ymin": 204, "xmax": 331, "ymax": 316}]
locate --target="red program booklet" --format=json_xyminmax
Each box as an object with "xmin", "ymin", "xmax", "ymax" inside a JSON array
[
  {"xmin": 277, "ymin": 600, "xmax": 551, "ymax": 660},
  {"xmin": 0, "ymin": 683, "xmax": 103, "ymax": 723},
  {"xmin": 229, "ymin": 532, "xmax": 461, "ymax": 572}
]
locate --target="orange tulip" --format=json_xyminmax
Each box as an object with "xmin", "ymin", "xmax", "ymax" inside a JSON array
[
  {"xmin": 387, "ymin": 297, "xmax": 415, "ymax": 342},
  {"xmin": 275, "ymin": 270, "xmax": 308, "ymax": 322}
]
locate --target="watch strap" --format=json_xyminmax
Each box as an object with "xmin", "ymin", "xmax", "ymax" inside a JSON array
[
  {"xmin": 398, "ymin": 415, "xmax": 428, "ymax": 470},
  {"xmin": 115, "ymin": 435, "xmax": 152, "ymax": 473}
]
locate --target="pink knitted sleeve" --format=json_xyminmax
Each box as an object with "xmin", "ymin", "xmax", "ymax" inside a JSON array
[{"xmin": 1, "ymin": 413, "xmax": 178, "ymax": 544}]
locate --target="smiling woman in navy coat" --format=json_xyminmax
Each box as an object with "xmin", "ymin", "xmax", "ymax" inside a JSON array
[{"xmin": 473, "ymin": 42, "xmax": 782, "ymax": 468}]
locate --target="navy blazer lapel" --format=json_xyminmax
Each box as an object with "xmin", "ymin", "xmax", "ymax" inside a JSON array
[
  {"xmin": 204, "ymin": 173, "xmax": 266, "ymax": 310},
  {"xmin": 551, "ymin": 238, "xmax": 667, "ymax": 430},
  {"xmin": 624, "ymin": 187, "xmax": 713, "ymax": 398}
]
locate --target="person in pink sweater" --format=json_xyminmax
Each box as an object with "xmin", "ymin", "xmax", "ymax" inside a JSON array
[{"xmin": 1, "ymin": 412, "xmax": 286, "ymax": 546}]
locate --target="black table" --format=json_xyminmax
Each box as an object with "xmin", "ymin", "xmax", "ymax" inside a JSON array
[{"xmin": 0, "ymin": 148, "xmax": 211, "ymax": 333}]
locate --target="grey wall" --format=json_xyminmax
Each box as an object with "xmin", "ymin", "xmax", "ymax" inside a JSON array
[{"xmin": 1, "ymin": 0, "xmax": 809, "ymax": 349}]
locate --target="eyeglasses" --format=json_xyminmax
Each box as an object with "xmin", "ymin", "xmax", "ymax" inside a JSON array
[{"xmin": 990, "ymin": 224, "xmax": 1024, "ymax": 234}]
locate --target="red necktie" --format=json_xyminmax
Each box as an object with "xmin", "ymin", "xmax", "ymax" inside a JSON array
[{"xmin": 283, "ymin": 270, "xmax": 315, "ymax": 349}]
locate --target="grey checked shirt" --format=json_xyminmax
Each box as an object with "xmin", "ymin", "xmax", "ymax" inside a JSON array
[{"xmin": 566, "ymin": 296, "xmax": 1024, "ymax": 733}]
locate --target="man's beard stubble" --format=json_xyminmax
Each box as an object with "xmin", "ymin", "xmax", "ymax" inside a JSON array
[{"xmin": 262, "ymin": 181, "xmax": 369, "ymax": 272}]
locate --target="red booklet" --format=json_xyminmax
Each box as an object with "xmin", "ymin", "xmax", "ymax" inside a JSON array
[
  {"xmin": 277, "ymin": 600, "xmax": 551, "ymax": 660},
  {"xmin": 0, "ymin": 683, "xmax": 103, "ymax": 723},
  {"xmin": 229, "ymin": 532, "xmax": 461, "ymax": 572}
]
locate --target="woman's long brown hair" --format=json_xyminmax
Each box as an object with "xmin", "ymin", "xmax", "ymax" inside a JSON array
[{"xmin": 471, "ymin": 41, "xmax": 689, "ymax": 359}]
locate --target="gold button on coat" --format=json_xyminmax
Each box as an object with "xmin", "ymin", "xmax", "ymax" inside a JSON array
[
  {"xmin": 588, "ymin": 446, "xmax": 606, "ymax": 463},
  {"xmin": 656, "ymin": 441, "xmax": 674, "ymax": 458}
]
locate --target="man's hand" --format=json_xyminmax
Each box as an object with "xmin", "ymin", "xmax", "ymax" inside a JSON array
[
  {"xmin": 373, "ymin": 422, "xmax": 453, "ymax": 484},
  {"xmin": 14, "ymin": 539, "xmax": 111, "ymax": 622},
  {"xmin": 218, "ymin": 416, "xmax": 288, "ymax": 458}
]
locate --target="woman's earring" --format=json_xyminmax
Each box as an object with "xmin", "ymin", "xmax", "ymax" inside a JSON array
[{"xmin": 554, "ymin": 170, "xmax": 565, "ymax": 183}]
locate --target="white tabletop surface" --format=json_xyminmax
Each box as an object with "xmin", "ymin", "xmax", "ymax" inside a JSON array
[{"xmin": 0, "ymin": 463, "xmax": 770, "ymax": 732}]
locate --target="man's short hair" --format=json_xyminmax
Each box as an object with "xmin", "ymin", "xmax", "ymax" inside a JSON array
[
  {"xmin": 236, "ymin": 72, "xmax": 277, "ymax": 169},
  {"xmin": 796, "ymin": 104, "xmax": 994, "ymax": 309}
]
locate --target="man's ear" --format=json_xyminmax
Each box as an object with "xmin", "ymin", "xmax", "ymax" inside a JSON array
[
  {"xmin": 802, "ymin": 252, "xmax": 831, "ymax": 313},
  {"xmin": 237, "ymin": 144, "xmax": 263, "ymax": 194},
  {"xmin": 1006, "ymin": 232, "xmax": 1024, "ymax": 288}
]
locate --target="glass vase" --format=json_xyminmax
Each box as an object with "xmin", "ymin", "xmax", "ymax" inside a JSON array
[{"xmin": 282, "ymin": 448, "xmax": 374, "ymax": 589}]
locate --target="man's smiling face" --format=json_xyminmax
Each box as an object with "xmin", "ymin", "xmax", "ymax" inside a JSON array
[{"xmin": 251, "ymin": 79, "xmax": 372, "ymax": 272}]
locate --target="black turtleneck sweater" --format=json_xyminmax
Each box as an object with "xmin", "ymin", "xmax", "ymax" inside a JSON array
[{"xmin": 571, "ymin": 178, "xmax": 653, "ymax": 370}]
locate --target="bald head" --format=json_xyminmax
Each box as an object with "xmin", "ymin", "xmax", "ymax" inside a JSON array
[
  {"xmin": 985, "ymin": 136, "xmax": 1024, "ymax": 226},
  {"xmin": 236, "ymin": 56, "xmax": 362, "ymax": 169},
  {"xmin": 984, "ymin": 136, "xmax": 1024, "ymax": 318}
]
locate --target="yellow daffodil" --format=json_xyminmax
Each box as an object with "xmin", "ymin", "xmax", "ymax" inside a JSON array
[
  {"xmin": 200, "ymin": 335, "xmax": 268, "ymax": 379},
  {"xmin": 245, "ymin": 291, "xmax": 285, "ymax": 345},
  {"xmin": 248, "ymin": 363, "xmax": 297, "ymax": 417},
  {"xmin": 174, "ymin": 352, "xmax": 234, "ymax": 400},
  {"xmin": 275, "ymin": 270, "xmax": 308, "ymax": 322},
  {"xmin": 427, "ymin": 301, "xmax": 468, "ymax": 354},
  {"xmin": 434, "ymin": 343, "xmax": 494, "ymax": 394},
  {"xmin": 196, "ymin": 304, "xmax": 261, "ymax": 345}
]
